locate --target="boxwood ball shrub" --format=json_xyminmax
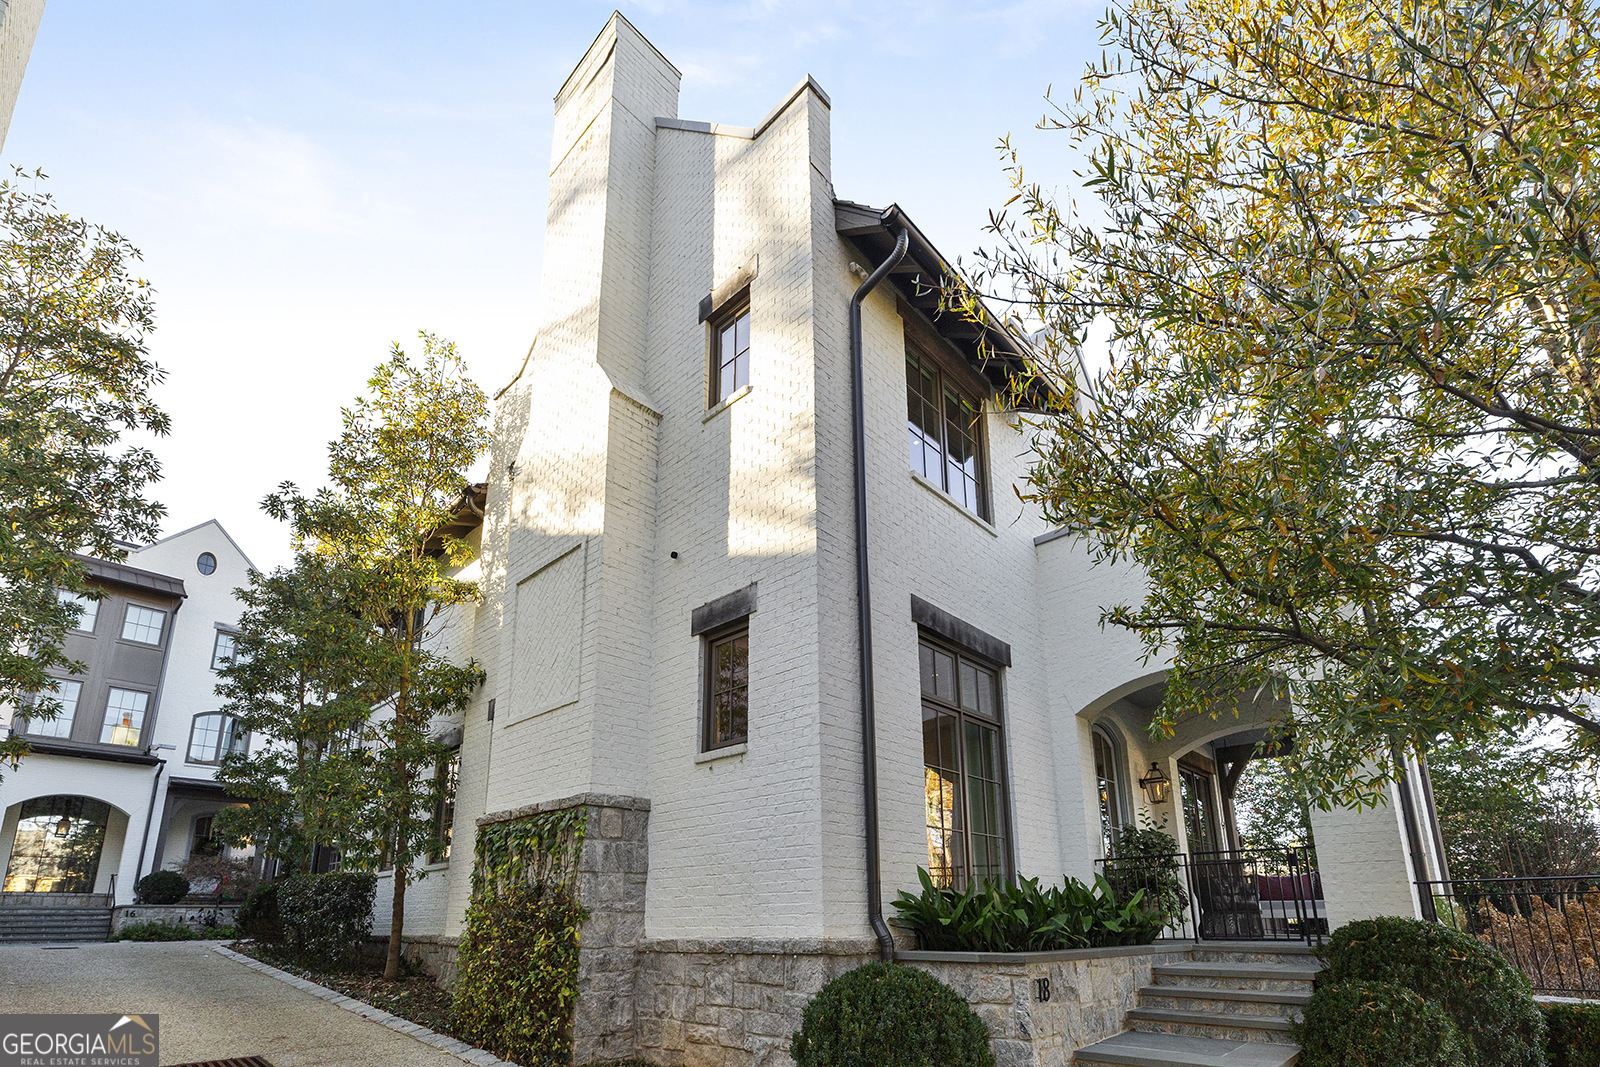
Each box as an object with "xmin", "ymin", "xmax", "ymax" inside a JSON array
[
  {"xmin": 1317, "ymin": 916, "xmax": 1545, "ymax": 1067},
  {"xmin": 790, "ymin": 962, "xmax": 995, "ymax": 1067},
  {"xmin": 1543, "ymin": 1001, "xmax": 1600, "ymax": 1067},
  {"xmin": 133, "ymin": 870, "xmax": 190, "ymax": 904},
  {"xmin": 1294, "ymin": 980, "xmax": 1468, "ymax": 1067}
]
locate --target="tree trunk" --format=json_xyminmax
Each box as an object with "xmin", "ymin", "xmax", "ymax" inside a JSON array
[{"xmin": 384, "ymin": 858, "xmax": 406, "ymax": 980}]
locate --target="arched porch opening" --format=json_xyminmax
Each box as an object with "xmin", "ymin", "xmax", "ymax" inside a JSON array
[{"xmin": 1, "ymin": 795, "xmax": 131, "ymax": 898}]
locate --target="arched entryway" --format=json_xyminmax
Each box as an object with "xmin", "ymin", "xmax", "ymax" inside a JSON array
[{"xmin": 2, "ymin": 796, "xmax": 114, "ymax": 894}]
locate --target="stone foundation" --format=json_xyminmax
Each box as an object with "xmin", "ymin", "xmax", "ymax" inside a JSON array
[
  {"xmin": 632, "ymin": 938, "xmax": 879, "ymax": 1067},
  {"xmin": 899, "ymin": 945, "xmax": 1194, "ymax": 1067},
  {"xmin": 111, "ymin": 902, "xmax": 241, "ymax": 934},
  {"xmin": 402, "ymin": 933, "xmax": 461, "ymax": 988}
]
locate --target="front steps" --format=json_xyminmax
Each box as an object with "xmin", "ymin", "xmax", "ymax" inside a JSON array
[
  {"xmin": 1074, "ymin": 943, "xmax": 1320, "ymax": 1067},
  {"xmin": 0, "ymin": 894, "xmax": 114, "ymax": 942}
]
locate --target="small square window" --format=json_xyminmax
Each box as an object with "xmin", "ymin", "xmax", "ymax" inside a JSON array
[
  {"xmin": 102, "ymin": 687, "xmax": 149, "ymax": 746},
  {"xmin": 59, "ymin": 590, "xmax": 99, "ymax": 633},
  {"xmin": 710, "ymin": 302, "xmax": 751, "ymax": 406},
  {"xmin": 703, "ymin": 624, "xmax": 749, "ymax": 750},
  {"xmin": 121, "ymin": 604, "xmax": 166, "ymax": 645}
]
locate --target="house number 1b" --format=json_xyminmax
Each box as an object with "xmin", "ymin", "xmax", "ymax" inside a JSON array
[{"xmin": 1034, "ymin": 977, "xmax": 1051, "ymax": 1002}]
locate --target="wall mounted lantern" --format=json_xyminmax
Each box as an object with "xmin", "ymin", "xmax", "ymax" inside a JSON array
[{"xmin": 1139, "ymin": 762, "xmax": 1173, "ymax": 805}]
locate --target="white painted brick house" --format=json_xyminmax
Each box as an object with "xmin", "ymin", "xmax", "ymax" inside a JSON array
[{"xmin": 391, "ymin": 14, "xmax": 1447, "ymax": 1065}]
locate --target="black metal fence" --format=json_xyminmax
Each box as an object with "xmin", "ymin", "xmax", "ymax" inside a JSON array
[
  {"xmin": 1424, "ymin": 875, "xmax": 1600, "ymax": 996},
  {"xmin": 1099, "ymin": 846, "xmax": 1325, "ymax": 944}
]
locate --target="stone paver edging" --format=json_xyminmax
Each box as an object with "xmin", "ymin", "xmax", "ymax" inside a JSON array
[{"xmin": 212, "ymin": 944, "xmax": 517, "ymax": 1067}]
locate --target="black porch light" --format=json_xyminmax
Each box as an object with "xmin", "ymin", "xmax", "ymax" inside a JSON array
[{"xmin": 1139, "ymin": 762, "xmax": 1173, "ymax": 805}]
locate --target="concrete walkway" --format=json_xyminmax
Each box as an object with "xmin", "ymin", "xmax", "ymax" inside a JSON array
[{"xmin": 0, "ymin": 940, "xmax": 471, "ymax": 1066}]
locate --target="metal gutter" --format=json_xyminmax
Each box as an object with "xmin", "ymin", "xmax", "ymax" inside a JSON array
[{"xmin": 850, "ymin": 227, "xmax": 910, "ymax": 962}]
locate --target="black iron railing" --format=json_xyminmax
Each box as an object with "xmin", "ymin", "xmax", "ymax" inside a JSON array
[
  {"xmin": 1099, "ymin": 845, "xmax": 1325, "ymax": 944},
  {"xmin": 1424, "ymin": 875, "xmax": 1600, "ymax": 996}
]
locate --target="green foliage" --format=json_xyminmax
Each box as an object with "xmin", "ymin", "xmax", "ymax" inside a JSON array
[
  {"xmin": 968, "ymin": 0, "xmax": 1600, "ymax": 797},
  {"xmin": 1430, "ymin": 732, "xmax": 1600, "ymax": 881},
  {"xmin": 789, "ymin": 962, "xmax": 995, "ymax": 1067},
  {"xmin": 236, "ymin": 882, "xmax": 283, "ymax": 943},
  {"xmin": 452, "ymin": 882, "xmax": 587, "ymax": 1066},
  {"xmin": 1543, "ymin": 1001, "xmax": 1600, "ymax": 1067},
  {"xmin": 0, "ymin": 170, "xmax": 167, "ymax": 779},
  {"xmin": 134, "ymin": 870, "xmax": 190, "ymax": 905},
  {"xmin": 1103, "ymin": 819, "xmax": 1189, "ymax": 925},
  {"xmin": 276, "ymin": 872, "xmax": 377, "ymax": 969},
  {"xmin": 452, "ymin": 810, "xmax": 588, "ymax": 1066},
  {"xmin": 1294, "ymin": 981, "xmax": 1469, "ymax": 1067},
  {"xmin": 889, "ymin": 868, "xmax": 1163, "ymax": 952},
  {"xmin": 1318, "ymin": 916, "xmax": 1545, "ymax": 1067},
  {"xmin": 1232, "ymin": 759, "xmax": 1318, "ymax": 862},
  {"xmin": 111, "ymin": 921, "xmax": 204, "ymax": 942}
]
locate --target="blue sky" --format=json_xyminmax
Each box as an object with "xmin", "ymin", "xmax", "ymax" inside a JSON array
[{"xmin": 5, "ymin": 1, "xmax": 1101, "ymax": 570}]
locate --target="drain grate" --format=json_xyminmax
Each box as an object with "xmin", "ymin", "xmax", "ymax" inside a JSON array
[{"xmin": 167, "ymin": 1059, "xmax": 276, "ymax": 1067}]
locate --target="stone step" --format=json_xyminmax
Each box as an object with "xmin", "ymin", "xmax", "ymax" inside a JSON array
[
  {"xmin": 0, "ymin": 908, "xmax": 112, "ymax": 942},
  {"xmin": 1139, "ymin": 984, "xmax": 1311, "ymax": 1016},
  {"xmin": 1073, "ymin": 1030, "xmax": 1299, "ymax": 1067},
  {"xmin": 1153, "ymin": 961, "xmax": 1321, "ymax": 992},
  {"xmin": 1189, "ymin": 943, "xmax": 1319, "ymax": 964},
  {"xmin": 1128, "ymin": 1006, "xmax": 1299, "ymax": 1043}
]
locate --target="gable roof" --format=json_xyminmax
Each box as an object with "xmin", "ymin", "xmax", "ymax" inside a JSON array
[
  {"xmin": 835, "ymin": 200, "xmax": 1055, "ymax": 409},
  {"xmin": 138, "ymin": 518, "xmax": 258, "ymax": 572}
]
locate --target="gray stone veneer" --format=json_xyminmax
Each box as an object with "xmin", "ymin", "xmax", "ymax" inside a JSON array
[{"xmin": 476, "ymin": 792, "xmax": 651, "ymax": 1066}]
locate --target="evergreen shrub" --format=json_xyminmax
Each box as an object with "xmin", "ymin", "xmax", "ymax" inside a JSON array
[
  {"xmin": 133, "ymin": 870, "xmax": 190, "ymax": 904},
  {"xmin": 1294, "ymin": 980, "xmax": 1468, "ymax": 1067},
  {"xmin": 1543, "ymin": 1001, "xmax": 1600, "ymax": 1067},
  {"xmin": 112, "ymin": 920, "xmax": 203, "ymax": 942},
  {"xmin": 236, "ymin": 881, "xmax": 282, "ymax": 942},
  {"xmin": 276, "ymin": 871, "xmax": 377, "ymax": 969},
  {"xmin": 1317, "ymin": 916, "xmax": 1545, "ymax": 1067},
  {"xmin": 790, "ymin": 962, "xmax": 994, "ymax": 1067}
]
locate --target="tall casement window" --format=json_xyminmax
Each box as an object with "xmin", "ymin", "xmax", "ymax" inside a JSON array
[
  {"xmin": 906, "ymin": 343, "xmax": 988, "ymax": 520},
  {"xmin": 921, "ymin": 637, "xmax": 1009, "ymax": 888},
  {"xmin": 710, "ymin": 300, "xmax": 751, "ymax": 406},
  {"xmin": 430, "ymin": 749, "xmax": 460, "ymax": 864},
  {"xmin": 703, "ymin": 623, "xmax": 749, "ymax": 750},
  {"xmin": 1180, "ymin": 763, "xmax": 1223, "ymax": 854},
  {"xmin": 121, "ymin": 603, "xmax": 166, "ymax": 645},
  {"xmin": 24, "ymin": 679, "xmax": 81, "ymax": 739},
  {"xmin": 211, "ymin": 630, "xmax": 237, "ymax": 670},
  {"xmin": 1093, "ymin": 725, "xmax": 1129, "ymax": 858},
  {"xmin": 188, "ymin": 712, "xmax": 247, "ymax": 764},
  {"xmin": 102, "ymin": 687, "xmax": 149, "ymax": 746}
]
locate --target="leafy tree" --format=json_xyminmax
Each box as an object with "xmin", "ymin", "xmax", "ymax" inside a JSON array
[
  {"xmin": 1233, "ymin": 758, "xmax": 1317, "ymax": 861},
  {"xmin": 268, "ymin": 333, "xmax": 487, "ymax": 979},
  {"xmin": 0, "ymin": 171, "xmax": 166, "ymax": 773},
  {"xmin": 968, "ymin": 0, "xmax": 1600, "ymax": 802},
  {"xmin": 1428, "ymin": 732, "xmax": 1600, "ymax": 880},
  {"xmin": 214, "ymin": 554, "xmax": 381, "ymax": 874}
]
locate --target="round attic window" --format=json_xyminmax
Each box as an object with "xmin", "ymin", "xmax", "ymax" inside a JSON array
[{"xmin": 196, "ymin": 552, "xmax": 217, "ymax": 575}]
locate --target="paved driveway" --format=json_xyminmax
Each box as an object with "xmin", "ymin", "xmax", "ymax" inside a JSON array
[{"xmin": 0, "ymin": 940, "xmax": 467, "ymax": 1066}]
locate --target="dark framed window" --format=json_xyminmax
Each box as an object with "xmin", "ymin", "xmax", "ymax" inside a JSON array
[
  {"xmin": 1093, "ymin": 724, "xmax": 1129, "ymax": 858},
  {"xmin": 212, "ymin": 630, "xmax": 237, "ymax": 670},
  {"xmin": 23, "ymin": 678, "xmax": 80, "ymax": 740},
  {"xmin": 906, "ymin": 343, "xmax": 988, "ymax": 519},
  {"xmin": 921, "ymin": 636, "xmax": 1009, "ymax": 888},
  {"xmin": 102, "ymin": 687, "xmax": 150, "ymax": 746},
  {"xmin": 702, "ymin": 622, "xmax": 749, "ymax": 751},
  {"xmin": 430, "ymin": 749, "xmax": 460, "ymax": 864},
  {"xmin": 1179, "ymin": 763, "xmax": 1223, "ymax": 854},
  {"xmin": 196, "ymin": 552, "xmax": 217, "ymax": 575},
  {"xmin": 187, "ymin": 712, "xmax": 247, "ymax": 764},
  {"xmin": 709, "ymin": 299, "xmax": 751, "ymax": 406}
]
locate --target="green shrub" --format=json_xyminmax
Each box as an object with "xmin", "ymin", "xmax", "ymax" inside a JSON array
[
  {"xmin": 1319, "ymin": 916, "xmax": 1545, "ymax": 1067},
  {"xmin": 236, "ymin": 882, "xmax": 282, "ymax": 942},
  {"xmin": 276, "ymin": 871, "xmax": 377, "ymax": 968},
  {"xmin": 452, "ymin": 882, "xmax": 587, "ymax": 1066},
  {"xmin": 790, "ymin": 962, "xmax": 994, "ymax": 1067},
  {"xmin": 133, "ymin": 870, "xmax": 190, "ymax": 904},
  {"xmin": 111, "ymin": 920, "xmax": 203, "ymax": 942},
  {"xmin": 1544, "ymin": 1001, "xmax": 1600, "ymax": 1067},
  {"xmin": 1104, "ymin": 820, "xmax": 1189, "ymax": 925},
  {"xmin": 1294, "ymin": 980, "xmax": 1469, "ymax": 1067},
  {"xmin": 890, "ymin": 868, "xmax": 1163, "ymax": 952}
]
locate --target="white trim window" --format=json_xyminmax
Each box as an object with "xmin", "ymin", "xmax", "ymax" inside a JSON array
[
  {"xmin": 121, "ymin": 604, "xmax": 166, "ymax": 645},
  {"xmin": 26, "ymin": 679, "xmax": 81, "ymax": 739},
  {"xmin": 102, "ymin": 687, "xmax": 149, "ymax": 746},
  {"xmin": 59, "ymin": 590, "xmax": 99, "ymax": 633}
]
